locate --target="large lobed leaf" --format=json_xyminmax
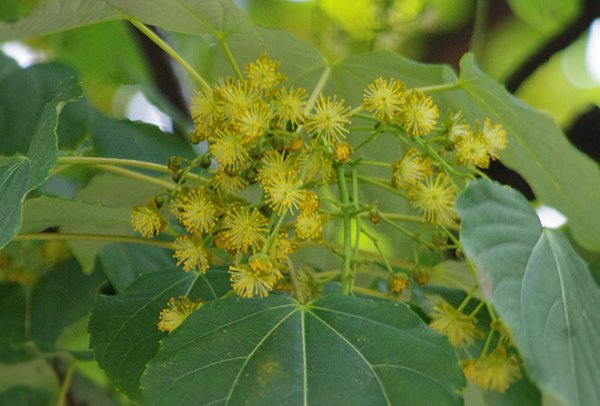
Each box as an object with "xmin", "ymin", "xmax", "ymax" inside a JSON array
[
  {"xmin": 141, "ymin": 294, "xmax": 465, "ymax": 405},
  {"xmin": 457, "ymin": 179, "xmax": 600, "ymax": 406},
  {"xmin": 0, "ymin": 77, "xmax": 81, "ymax": 249},
  {"xmin": 88, "ymin": 268, "xmax": 231, "ymax": 401}
]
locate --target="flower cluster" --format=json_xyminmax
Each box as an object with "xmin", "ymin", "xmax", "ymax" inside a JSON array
[
  {"xmin": 363, "ymin": 79, "xmax": 508, "ymax": 226},
  {"xmin": 128, "ymin": 56, "xmax": 517, "ymax": 391}
]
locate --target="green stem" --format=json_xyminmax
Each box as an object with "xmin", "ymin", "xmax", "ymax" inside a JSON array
[
  {"xmin": 353, "ymin": 286, "xmax": 388, "ymax": 299},
  {"xmin": 380, "ymin": 215, "xmax": 438, "ymax": 250},
  {"xmin": 350, "ymin": 166, "xmax": 361, "ymax": 292},
  {"xmin": 354, "ymin": 127, "xmax": 383, "ymax": 152},
  {"xmin": 58, "ymin": 156, "xmax": 170, "ymax": 174},
  {"xmin": 356, "ymin": 175, "xmax": 407, "ymax": 199},
  {"xmin": 470, "ymin": 0, "xmax": 489, "ymax": 55},
  {"xmin": 261, "ymin": 213, "xmax": 287, "ymax": 255},
  {"xmin": 360, "ymin": 226, "xmax": 394, "ymax": 276},
  {"xmin": 305, "ymin": 67, "xmax": 332, "ymax": 113},
  {"xmin": 468, "ymin": 300, "xmax": 485, "ymax": 317},
  {"xmin": 335, "ymin": 164, "xmax": 353, "ymax": 295},
  {"xmin": 14, "ymin": 232, "xmax": 174, "ymax": 249},
  {"xmin": 358, "ymin": 160, "xmax": 390, "ymax": 168},
  {"xmin": 90, "ymin": 165, "xmax": 175, "ymax": 190},
  {"xmin": 57, "ymin": 360, "xmax": 77, "ymax": 406},
  {"xmin": 219, "ymin": 38, "xmax": 243, "ymax": 80},
  {"xmin": 481, "ymin": 329, "xmax": 495, "ymax": 357},
  {"xmin": 287, "ymin": 259, "xmax": 305, "ymax": 304},
  {"xmin": 56, "ymin": 156, "xmax": 208, "ymax": 185},
  {"xmin": 129, "ymin": 19, "xmax": 211, "ymax": 90},
  {"xmin": 416, "ymin": 82, "xmax": 460, "ymax": 94}
]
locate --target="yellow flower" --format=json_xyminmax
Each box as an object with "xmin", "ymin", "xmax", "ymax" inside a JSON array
[
  {"xmin": 363, "ymin": 77, "xmax": 405, "ymax": 122},
  {"xmin": 264, "ymin": 171, "xmax": 304, "ymax": 214},
  {"xmin": 209, "ymin": 131, "xmax": 249, "ymax": 171},
  {"xmin": 333, "ymin": 141, "xmax": 353, "ymax": 162},
  {"xmin": 295, "ymin": 212, "xmax": 323, "ymax": 240},
  {"xmin": 392, "ymin": 148, "xmax": 433, "ymax": 189},
  {"xmin": 258, "ymin": 150, "xmax": 297, "ymax": 187},
  {"xmin": 211, "ymin": 168, "xmax": 248, "ymax": 194},
  {"xmin": 304, "ymin": 95, "xmax": 351, "ymax": 144},
  {"xmin": 131, "ymin": 203, "xmax": 164, "ymax": 238},
  {"xmin": 429, "ymin": 302, "xmax": 479, "ymax": 347},
  {"xmin": 300, "ymin": 190, "xmax": 320, "ymax": 213},
  {"xmin": 229, "ymin": 263, "xmax": 278, "ymax": 298},
  {"xmin": 481, "ymin": 118, "xmax": 508, "ymax": 160},
  {"xmin": 177, "ymin": 188, "xmax": 217, "ymax": 234},
  {"xmin": 269, "ymin": 232, "xmax": 296, "ymax": 262},
  {"xmin": 399, "ymin": 89, "xmax": 439, "ymax": 136},
  {"xmin": 272, "ymin": 86, "xmax": 307, "ymax": 127},
  {"xmin": 173, "ymin": 235, "xmax": 209, "ymax": 273},
  {"xmin": 245, "ymin": 54, "xmax": 286, "ymax": 94},
  {"xmin": 462, "ymin": 347, "xmax": 522, "ymax": 393},
  {"xmin": 446, "ymin": 111, "xmax": 471, "ymax": 144},
  {"xmin": 157, "ymin": 296, "xmax": 203, "ymax": 333},
  {"xmin": 455, "ymin": 133, "xmax": 490, "ymax": 169},
  {"xmin": 234, "ymin": 101, "xmax": 271, "ymax": 144},
  {"xmin": 222, "ymin": 206, "xmax": 268, "ymax": 252},
  {"xmin": 219, "ymin": 80, "xmax": 260, "ymax": 121},
  {"xmin": 389, "ymin": 274, "xmax": 409, "ymax": 294},
  {"xmin": 300, "ymin": 149, "xmax": 334, "ymax": 186},
  {"xmin": 190, "ymin": 87, "xmax": 221, "ymax": 137},
  {"xmin": 408, "ymin": 174, "xmax": 457, "ymax": 225}
]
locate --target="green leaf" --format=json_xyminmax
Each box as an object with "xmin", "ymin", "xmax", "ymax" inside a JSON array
[
  {"xmin": 0, "ymin": 77, "xmax": 81, "ymax": 249},
  {"xmin": 0, "ymin": 385, "xmax": 52, "ymax": 406},
  {"xmin": 0, "ymin": 63, "xmax": 89, "ymax": 155},
  {"xmin": 21, "ymin": 196, "xmax": 133, "ymax": 273},
  {"xmin": 456, "ymin": 179, "xmax": 600, "ymax": 406},
  {"xmin": 141, "ymin": 294, "xmax": 465, "ymax": 405},
  {"xmin": 89, "ymin": 110, "xmax": 194, "ymax": 164},
  {"xmin": 0, "ymin": 259, "xmax": 103, "ymax": 361},
  {"xmin": 453, "ymin": 54, "xmax": 600, "ymax": 252},
  {"xmin": 0, "ymin": 0, "xmax": 122, "ymax": 40},
  {"xmin": 99, "ymin": 244, "xmax": 177, "ymax": 292},
  {"xmin": 505, "ymin": 0, "xmax": 581, "ymax": 31},
  {"xmin": 30, "ymin": 259, "xmax": 105, "ymax": 348},
  {"xmin": 89, "ymin": 268, "xmax": 230, "ymax": 401},
  {"xmin": 0, "ymin": 283, "xmax": 27, "ymax": 361}
]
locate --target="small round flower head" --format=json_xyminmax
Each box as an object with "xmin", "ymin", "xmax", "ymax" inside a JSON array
[
  {"xmin": 173, "ymin": 235, "xmax": 209, "ymax": 273},
  {"xmin": 157, "ymin": 296, "xmax": 203, "ymax": 333},
  {"xmin": 264, "ymin": 171, "xmax": 304, "ymax": 214},
  {"xmin": 455, "ymin": 133, "xmax": 490, "ymax": 169},
  {"xmin": 363, "ymin": 77, "xmax": 405, "ymax": 122},
  {"xmin": 388, "ymin": 273, "xmax": 409, "ymax": 294},
  {"xmin": 190, "ymin": 87, "xmax": 222, "ymax": 137},
  {"xmin": 245, "ymin": 54, "xmax": 286, "ymax": 94},
  {"xmin": 446, "ymin": 111, "xmax": 471, "ymax": 144},
  {"xmin": 131, "ymin": 203, "xmax": 164, "ymax": 238},
  {"xmin": 234, "ymin": 101, "xmax": 271, "ymax": 144},
  {"xmin": 408, "ymin": 174, "xmax": 457, "ymax": 225},
  {"xmin": 304, "ymin": 95, "xmax": 351, "ymax": 144},
  {"xmin": 392, "ymin": 148, "xmax": 433, "ymax": 189},
  {"xmin": 272, "ymin": 86, "xmax": 307, "ymax": 127},
  {"xmin": 229, "ymin": 263, "xmax": 278, "ymax": 298},
  {"xmin": 295, "ymin": 212, "xmax": 323, "ymax": 240},
  {"xmin": 209, "ymin": 131, "xmax": 249, "ymax": 171},
  {"xmin": 214, "ymin": 230, "xmax": 238, "ymax": 253},
  {"xmin": 211, "ymin": 168, "xmax": 248, "ymax": 194},
  {"xmin": 429, "ymin": 302, "xmax": 478, "ymax": 347},
  {"xmin": 269, "ymin": 232, "xmax": 297, "ymax": 262},
  {"xmin": 301, "ymin": 149, "xmax": 335, "ymax": 186},
  {"xmin": 177, "ymin": 188, "xmax": 217, "ymax": 234},
  {"xmin": 480, "ymin": 118, "xmax": 508, "ymax": 160},
  {"xmin": 462, "ymin": 346, "xmax": 522, "ymax": 393},
  {"xmin": 222, "ymin": 206, "xmax": 269, "ymax": 252},
  {"xmin": 300, "ymin": 190, "xmax": 320, "ymax": 213},
  {"xmin": 333, "ymin": 141, "xmax": 353, "ymax": 162},
  {"xmin": 219, "ymin": 80, "xmax": 261, "ymax": 121},
  {"xmin": 258, "ymin": 150, "xmax": 297, "ymax": 187},
  {"xmin": 399, "ymin": 89, "xmax": 439, "ymax": 136}
]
